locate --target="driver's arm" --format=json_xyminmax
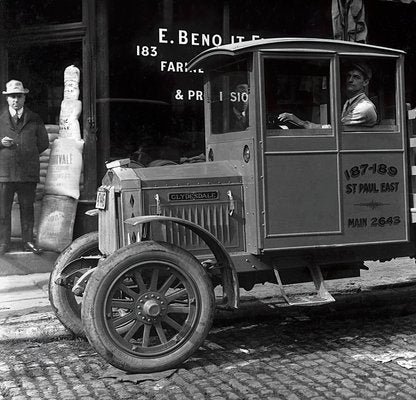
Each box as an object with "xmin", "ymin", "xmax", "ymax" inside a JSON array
[{"xmin": 278, "ymin": 112, "xmax": 322, "ymax": 129}]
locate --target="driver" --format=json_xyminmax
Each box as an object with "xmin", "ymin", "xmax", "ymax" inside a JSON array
[
  {"xmin": 230, "ymin": 83, "xmax": 249, "ymax": 131},
  {"xmin": 278, "ymin": 62, "xmax": 377, "ymax": 128}
]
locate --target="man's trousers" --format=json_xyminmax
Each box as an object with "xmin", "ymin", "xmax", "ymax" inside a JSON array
[{"xmin": 0, "ymin": 182, "xmax": 37, "ymax": 245}]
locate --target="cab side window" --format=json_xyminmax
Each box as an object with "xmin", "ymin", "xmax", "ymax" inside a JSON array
[
  {"xmin": 264, "ymin": 58, "xmax": 332, "ymax": 136},
  {"xmin": 209, "ymin": 59, "xmax": 250, "ymax": 134},
  {"xmin": 340, "ymin": 57, "xmax": 397, "ymax": 132}
]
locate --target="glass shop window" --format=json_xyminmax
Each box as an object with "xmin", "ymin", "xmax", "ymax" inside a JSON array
[
  {"xmin": 209, "ymin": 59, "xmax": 250, "ymax": 134},
  {"xmin": 340, "ymin": 57, "xmax": 397, "ymax": 132},
  {"xmin": 264, "ymin": 58, "xmax": 332, "ymax": 136},
  {"xmin": 7, "ymin": 42, "xmax": 82, "ymax": 125},
  {"xmin": 3, "ymin": 0, "xmax": 82, "ymax": 28}
]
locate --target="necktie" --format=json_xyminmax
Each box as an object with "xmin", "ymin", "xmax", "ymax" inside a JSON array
[
  {"xmin": 342, "ymin": 100, "xmax": 351, "ymax": 118},
  {"xmin": 13, "ymin": 113, "xmax": 18, "ymax": 124}
]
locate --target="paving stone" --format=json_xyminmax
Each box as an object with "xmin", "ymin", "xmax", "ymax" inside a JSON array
[
  {"xmin": 4, "ymin": 285, "xmax": 416, "ymax": 398},
  {"xmin": 397, "ymin": 393, "xmax": 416, "ymax": 400}
]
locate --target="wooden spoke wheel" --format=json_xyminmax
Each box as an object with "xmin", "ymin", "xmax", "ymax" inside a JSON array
[{"xmin": 82, "ymin": 241, "xmax": 214, "ymax": 373}]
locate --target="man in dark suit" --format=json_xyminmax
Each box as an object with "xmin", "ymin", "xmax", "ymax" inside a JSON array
[{"xmin": 0, "ymin": 80, "xmax": 49, "ymax": 254}]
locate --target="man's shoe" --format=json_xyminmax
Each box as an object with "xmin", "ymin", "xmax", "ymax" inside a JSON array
[
  {"xmin": 0, "ymin": 244, "xmax": 9, "ymax": 255},
  {"xmin": 23, "ymin": 241, "xmax": 42, "ymax": 254}
]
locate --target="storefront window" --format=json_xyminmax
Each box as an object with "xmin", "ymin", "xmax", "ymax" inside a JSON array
[
  {"xmin": 340, "ymin": 57, "xmax": 397, "ymax": 132},
  {"xmin": 3, "ymin": 0, "xmax": 82, "ymax": 28},
  {"xmin": 264, "ymin": 58, "xmax": 332, "ymax": 136},
  {"xmin": 8, "ymin": 42, "xmax": 82, "ymax": 125},
  {"xmin": 229, "ymin": 0, "xmax": 331, "ymax": 39},
  {"xmin": 106, "ymin": 0, "xmax": 224, "ymax": 163},
  {"xmin": 105, "ymin": 0, "xmax": 332, "ymax": 162}
]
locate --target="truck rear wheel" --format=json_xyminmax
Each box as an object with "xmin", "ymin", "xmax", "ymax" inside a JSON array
[
  {"xmin": 49, "ymin": 231, "xmax": 100, "ymax": 336},
  {"xmin": 81, "ymin": 241, "xmax": 215, "ymax": 373}
]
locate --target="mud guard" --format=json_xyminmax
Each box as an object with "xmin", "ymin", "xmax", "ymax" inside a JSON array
[
  {"xmin": 124, "ymin": 215, "xmax": 240, "ymax": 309},
  {"xmin": 55, "ymin": 255, "xmax": 101, "ymax": 289}
]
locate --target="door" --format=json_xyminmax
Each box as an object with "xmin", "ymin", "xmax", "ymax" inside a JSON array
[
  {"xmin": 261, "ymin": 55, "xmax": 341, "ymax": 250},
  {"xmin": 0, "ymin": 0, "xmax": 97, "ymax": 237},
  {"xmin": 338, "ymin": 55, "xmax": 409, "ymax": 245},
  {"xmin": 0, "ymin": 0, "xmax": 96, "ymax": 202}
]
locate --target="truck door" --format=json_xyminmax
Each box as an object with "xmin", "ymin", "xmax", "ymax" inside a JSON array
[
  {"xmin": 260, "ymin": 54, "xmax": 409, "ymax": 250},
  {"xmin": 339, "ymin": 55, "xmax": 409, "ymax": 246},
  {"xmin": 261, "ymin": 55, "xmax": 340, "ymax": 249}
]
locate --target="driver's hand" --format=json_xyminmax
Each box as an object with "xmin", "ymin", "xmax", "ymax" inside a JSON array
[
  {"xmin": 278, "ymin": 112, "xmax": 292, "ymax": 121},
  {"xmin": 278, "ymin": 113, "xmax": 304, "ymax": 127}
]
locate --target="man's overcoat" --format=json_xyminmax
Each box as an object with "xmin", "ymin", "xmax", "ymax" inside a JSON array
[{"xmin": 0, "ymin": 107, "xmax": 49, "ymax": 182}]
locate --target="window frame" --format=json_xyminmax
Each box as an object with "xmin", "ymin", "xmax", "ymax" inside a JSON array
[
  {"xmin": 338, "ymin": 54, "xmax": 400, "ymax": 135},
  {"xmin": 207, "ymin": 57, "xmax": 253, "ymax": 136},
  {"xmin": 261, "ymin": 53, "xmax": 336, "ymax": 138}
]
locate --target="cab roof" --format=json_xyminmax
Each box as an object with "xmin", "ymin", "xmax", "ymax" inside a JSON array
[{"xmin": 188, "ymin": 37, "xmax": 405, "ymax": 71}]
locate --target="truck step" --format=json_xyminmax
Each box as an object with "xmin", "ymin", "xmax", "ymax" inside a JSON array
[
  {"xmin": 274, "ymin": 264, "xmax": 335, "ymax": 306},
  {"xmin": 277, "ymin": 293, "xmax": 335, "ymax": 307}
]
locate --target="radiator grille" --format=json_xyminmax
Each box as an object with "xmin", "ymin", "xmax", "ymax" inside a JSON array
[
  {"xmin": 149, "ymin": 200, "xmax": 243, "ymax": 253},
  {"xmin": 99, "ymin": 186, "xmax": 245, "ymax": 255}
]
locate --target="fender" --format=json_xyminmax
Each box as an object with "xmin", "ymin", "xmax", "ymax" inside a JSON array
[
  {"xmin": 55, "ymin": 255, "xmax": 101, "ymax": 290},
  {"xmin": 124, "ymin": 215, "xmax": 240, "ymax": 309}
]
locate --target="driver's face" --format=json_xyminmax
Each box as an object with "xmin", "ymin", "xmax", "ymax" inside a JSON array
[
  {"xmin": 345, "ymin": 69, "xmax": 368, "ymax": 96},
  {"xmin": 234, "ymin": 84, "xmax": 249, "ymax": 112}
]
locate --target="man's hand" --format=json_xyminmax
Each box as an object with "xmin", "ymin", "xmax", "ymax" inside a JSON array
[
  {"xmin": 1, "ymin": 137, "xmax": 14, "ymax": 148},
  {"xmin": 278, "ymin": 112, "xmax": 305, "ymax": 127}
]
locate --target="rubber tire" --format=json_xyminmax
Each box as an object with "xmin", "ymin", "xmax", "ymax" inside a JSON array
[
  {"xmin": 81, "ymin": 241, "xmax": 215, "ymax": 373},
  {"xmin": 49, "ymin": 231, "xmax": 99, "ymax": 337}
]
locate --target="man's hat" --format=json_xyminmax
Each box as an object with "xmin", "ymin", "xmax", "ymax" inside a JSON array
[
  {"xmin": 2, "ymin": 80, "xmax": 29, "ymax": 95},
  {"xmin": 350, "ymin": 62, "xmax": 372, "ymax": 80}
]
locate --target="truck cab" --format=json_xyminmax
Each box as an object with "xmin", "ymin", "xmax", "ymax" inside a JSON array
[{"xmin": 194, "ymin": 38, "xmax": 410, "ymax": 254}]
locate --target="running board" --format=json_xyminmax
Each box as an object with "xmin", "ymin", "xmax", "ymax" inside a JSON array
[{"xmin": 274, "ymin": 265, "xmax": 335, "ymax": 306}]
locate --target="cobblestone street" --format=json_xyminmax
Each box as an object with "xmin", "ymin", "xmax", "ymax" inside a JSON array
[{"xmin": 3, "ymin": 309, "xmax": 416, "ymax": 399}]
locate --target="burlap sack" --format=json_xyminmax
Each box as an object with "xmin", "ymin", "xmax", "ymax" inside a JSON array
[
  {"xmin": 64, "ymin": 65, "xmax": 80, "ymax": 84},
  {"xmin": 60, "ymin": 99, "xmax": 82, "ymax": 119},
  {"xmin": 48, "ymin": 133, "xmax": 59, "ymax": 143},
  {"xmin": 63, "ymin": 81, "xmax": 80, "ymax": 100},
  {"xmin": 40, "ymin": 152, "xmax": 51, "ymax": 161},
  {"xmin": 59, "ymin": 99, "xmax": 82, "ymax": 139},
  {"xmin": 45, "ymin": 124, "xmax": 59, "ymax": 134},
  {"xmin": 37, "ymin": 194, "xmax": 78, "ymax": 252},
  {"xmin": 44, "ymin": 138, "xmax": 84, "ymax": 199},
  {"xmin": 59, "ymin": 118, "xmax": 81, "ymax": 140}
]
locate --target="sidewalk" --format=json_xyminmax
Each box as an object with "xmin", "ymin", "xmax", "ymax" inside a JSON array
[
  {"xmin": 0, "ymin": 246, "xmax": 58, "ymax": 277},
  {"xmin": 1, "ymin": 255, "xmax": 416, "ymax": 342},
  {"xmin": 0, "ymin": 272, "xmax": 50, "ymax": 316},
  {"xmin": 0, "ymin": 249, "xmax": 63, "ymax": 341},
  {"xmin": 0, "ymin": 250, "xmax": 57, "ymax": 318}
]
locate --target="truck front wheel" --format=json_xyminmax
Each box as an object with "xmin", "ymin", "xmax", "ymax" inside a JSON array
[{"xmin": 81, "ymin": 241, "xmax": 215, "ymax": 373}]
